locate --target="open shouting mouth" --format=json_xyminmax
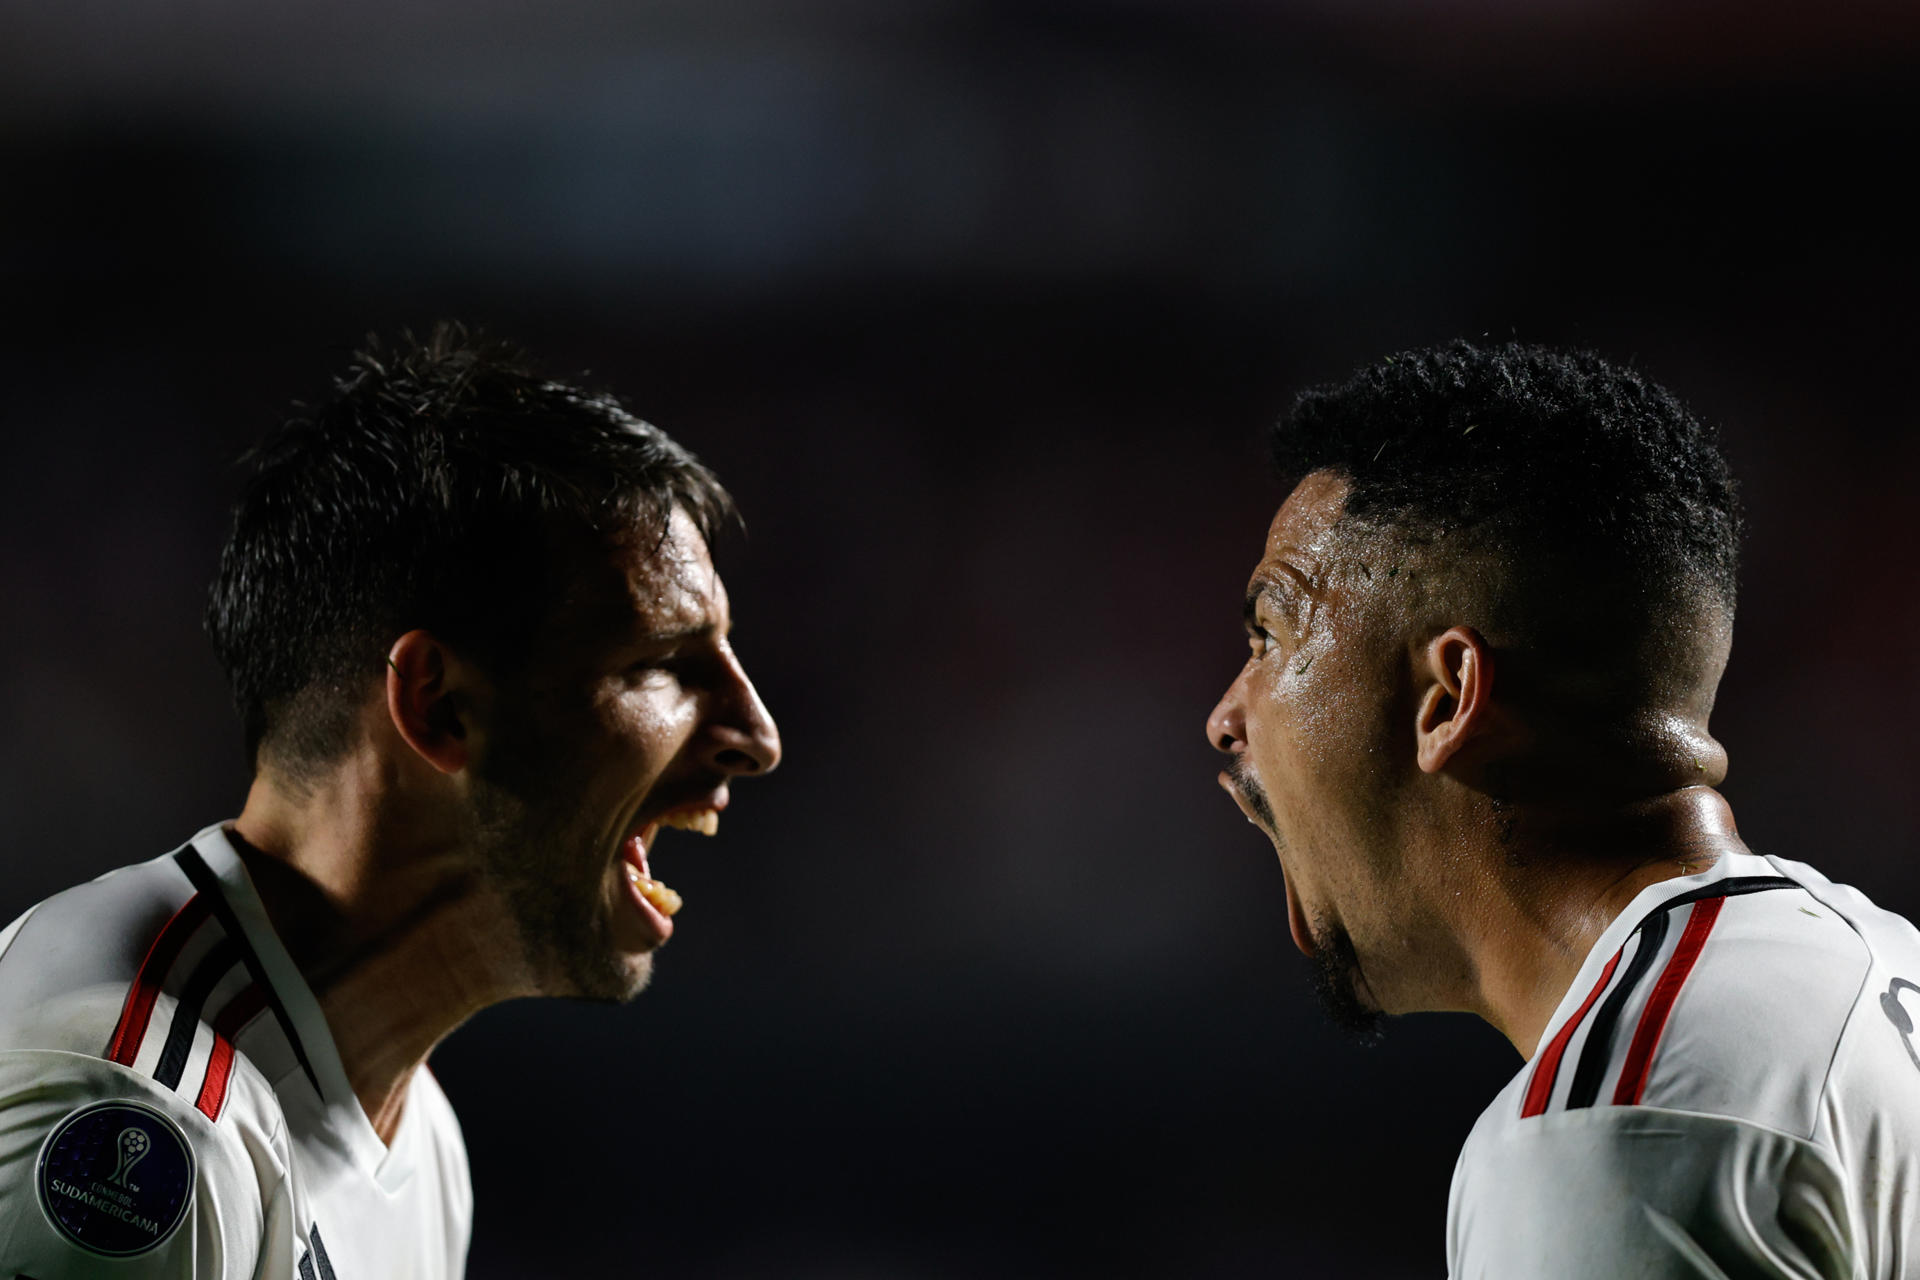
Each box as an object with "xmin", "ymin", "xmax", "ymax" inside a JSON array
[{"xmin": 618, "ymin": 795, "xmax": 727, "ymax": 943}]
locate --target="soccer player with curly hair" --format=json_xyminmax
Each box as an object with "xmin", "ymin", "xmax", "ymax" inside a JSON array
[{"xmin": 1207, "ymin": 341, "xmax": 1918, "ymax": 1277}]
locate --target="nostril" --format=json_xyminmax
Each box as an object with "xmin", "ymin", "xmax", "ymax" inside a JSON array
[{"xmin": 715, "ymin": 747, "xmax": 762, "ymax": 773}]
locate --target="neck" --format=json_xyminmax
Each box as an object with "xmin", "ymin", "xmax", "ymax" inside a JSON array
[
  {"xmin": 1449, "ymin": 785, "xmax": 1747, "ymax": 1059},
  {"xmin": 231, "ymin": 762, "xmax": 535, "ymax": 1144}
]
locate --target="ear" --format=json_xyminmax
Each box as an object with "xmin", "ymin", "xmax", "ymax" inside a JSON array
[
  {"xmin": 384, "ymin": 630, "xmax": 480, "ymax": 775},
  {"xmin": 1415, "ymin": 626, "xmax": 1496, "ymax": 775}
]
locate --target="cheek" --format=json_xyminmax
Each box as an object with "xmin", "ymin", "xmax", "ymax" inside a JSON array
[
  {"xmin": 1242, "ymin": 666, "xmax": 1329, "ymax": 810},
  {"xmin": 1258, "ymin": 642, "xmax": 1397, "ymax": 798},
  {"xmin": 600, "ymin": 683, "xmax": 697, "ymax": 767}
]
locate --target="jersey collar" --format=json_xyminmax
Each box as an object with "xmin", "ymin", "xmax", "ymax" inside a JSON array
[
  {"xmin": 186, "ymin": 822, "xmax": 415, "ymax": 1183},
  {"xmin": 1535, "ymin": 850, "xmax": 1784, "ymax": 1059}
]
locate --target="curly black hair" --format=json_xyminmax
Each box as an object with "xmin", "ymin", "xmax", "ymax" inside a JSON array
[
  {"xmin": 206, "ymin": 323, "xmax": 735, "ymax": 777},
  {"xmin": 1271, "ymin": 340, "xmax": 1740, "ymax": 615}
]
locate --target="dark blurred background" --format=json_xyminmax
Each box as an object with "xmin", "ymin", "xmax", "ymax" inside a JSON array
[{"xmin": 3, "ymin": 2, "xmax": 1917, "ymax": 1276}]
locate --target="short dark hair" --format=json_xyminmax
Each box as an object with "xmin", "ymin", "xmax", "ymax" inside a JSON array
[
  {"xmin": 1271, "ymin": 340, "xmax": 1740, "ymax": 619},
  {"xmin": 206, "ymin": 324, "xmax": 735, "ymax": 776}
]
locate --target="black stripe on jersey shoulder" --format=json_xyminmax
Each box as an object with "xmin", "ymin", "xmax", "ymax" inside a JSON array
[
  {"xmin": 1563, "ymin": 875, "xmax": 1799, "ymax": 1110},
  {"xmin": 154, "ymin": 937, "xmax": 241, "ymax": 1089},
  {"xmin": 1566, "ymin": 906, "xmax": 1671, "ymax": 1109},
  {"xmin": 175, "ymin": 846, "xmax": 323, "ymax": 1096},
  {"xmin": 1655, "ymin": 875, "xmax": 1799, "ymax": 912}
]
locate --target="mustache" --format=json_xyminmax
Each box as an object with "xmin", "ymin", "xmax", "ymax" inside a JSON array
[{"xmin": 1227, "ymin": 754, "xmax": 1279, "ymax": 832}]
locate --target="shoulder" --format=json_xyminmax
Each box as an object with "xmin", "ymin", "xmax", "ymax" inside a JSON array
[
  {"xmin": 0, "ymin": 836, "xmax": 311, "ymax": 1274},
  {"xmin": 1450, "ymin": 1104, "xmax": 1853, "ymax": 1279},
  {"xmin": 1518, "ymin": 864, "xmax": 1886, "ymax": 1139},
  {"xmin": 0, "ymin": 1048, "xmax": 293, "ymax": 1276},
  {"xmin": 1632, "ymin": 857, "xmax": 1920, "ymax": 1138},
  {"xmin": 1449, "ymin": 861, "xmax": 1920, "ymax": 1278},
  {"xmin": 0, "ymin": 853, "xmax": 201, "ymax": 1053},
  {"xmin": 2, "ymin": 837, "xmax": 302, "ymax": 1128},
  {"xmin": 1632, "ymin": 875, "xmax": 1870, "ymax": 1130}
]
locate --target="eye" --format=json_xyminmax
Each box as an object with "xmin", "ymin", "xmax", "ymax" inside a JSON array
[
  {"xmin": 621, "ymin": 654, "xmax": 680, "ymax": 688},
  {"xmin": 1246, "ymin": 624, "xmax": 1275, "ymax": 659}
]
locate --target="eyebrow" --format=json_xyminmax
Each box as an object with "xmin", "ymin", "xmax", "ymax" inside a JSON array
[
  {"xmin": 1242, "ymin": 579, "xmax": 1300, "ymax": 629},
  {"xmin": 1247, "ymin": 555, "xmax": 1323, "ymax": 622},
  {"xmin": 631, "ymin": 618, "xmax": 729, "ymax": 648}
]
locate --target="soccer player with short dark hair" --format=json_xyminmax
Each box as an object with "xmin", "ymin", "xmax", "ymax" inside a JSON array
[
  {"xmin": 0, "ymin": 327, "xmax": 781, "ymax": 1274},
  {"xmin": 1206, "ymin": 341, "xmax": 1919, "ymax": 1276}
]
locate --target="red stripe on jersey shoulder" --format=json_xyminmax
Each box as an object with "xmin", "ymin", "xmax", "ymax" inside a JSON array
[
  {"xmin": 1521, "ymin": 947, "xmax": 1623, "ymax": 1118},
  {"xmin": 195, "ymin": 982, "xmax": 269, "ymax": 1120},
  {"xmin": 105, "ymin": 893, "xmax": 214, "ymax": 1066},
  {"xmin": 1612, "ymin": 895, "xmax": 1726, "ymax": 1106}
]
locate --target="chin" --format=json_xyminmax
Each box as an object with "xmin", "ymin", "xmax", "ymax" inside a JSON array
[
  {"xmin": 564, "ymin": 948, "xmax": 655, "ymax": 1005},
  {"xmin": 537, "ymin": 919, "xmax": 659, "ymax": 1003},
  {"xmin": 618, "ymin": 952, "xmax": 656, "ymax": 1001}
]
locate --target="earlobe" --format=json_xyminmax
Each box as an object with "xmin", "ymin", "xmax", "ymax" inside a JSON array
[
  {"xmin": 1415, "ymin": 626, "xmax": 1493, "ymax": 775},
  {"xmin": 385, "ymin": 630, "xmax": 473, "ymax": 775}
]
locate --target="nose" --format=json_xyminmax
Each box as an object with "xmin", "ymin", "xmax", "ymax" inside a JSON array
[
  {"xmin": 1206, "ymin": 671, "xmax": 1248, "ymax": 756},
  {"xmin": 703, "ymin": 642, "xmax": 782, "ymax": 777}
]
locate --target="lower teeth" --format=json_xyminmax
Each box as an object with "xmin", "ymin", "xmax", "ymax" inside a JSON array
[{"xmin": 627, "ymin": 864, "xmax": 682, "ymax": 916}]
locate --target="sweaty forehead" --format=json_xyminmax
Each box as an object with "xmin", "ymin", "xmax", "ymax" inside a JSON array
[
  {"xmin": 551, "ymin": 507, "xmax": 727, "ymax": 646},
  {"xmin": 613, "ymin": 508, "xmax": 726, "ymax": 629},
  {"xmin": 1261, "ymin": 471, "xmax": 1353, "ymax": 570}
]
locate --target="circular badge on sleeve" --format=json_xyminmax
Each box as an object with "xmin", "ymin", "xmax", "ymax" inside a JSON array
[{"xmin": 35, "ymin": 1100, "xmax": 196, "ymax": 1256}]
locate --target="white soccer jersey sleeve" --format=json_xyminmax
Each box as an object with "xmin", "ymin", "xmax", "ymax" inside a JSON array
[
  {"xmin": 0, "ymin": 826, "xmax": 471, "ymax": 1278},
  {"xmin": 0, "ymin": 1050, "xmax": 296, "ymax": 1277}
]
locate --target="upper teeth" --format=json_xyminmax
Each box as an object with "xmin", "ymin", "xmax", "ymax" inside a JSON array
[{"xmin": 660, "ymin": 809, "xmax": 719, "ymax": 836}]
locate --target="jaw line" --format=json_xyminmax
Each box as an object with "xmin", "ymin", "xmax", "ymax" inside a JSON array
[{"xmin": 1307, "ymin": 911, "xmax": 1387, "ymax": 1043}]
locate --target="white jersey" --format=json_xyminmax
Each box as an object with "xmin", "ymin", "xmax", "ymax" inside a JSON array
[
  {"xmin": 0, "ymin": 824, "xmax": 472, "ymax": 1277},
  {"xmin": 1449, "ymin": 852, "xmax": 1920, "ymax": 1279}
]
